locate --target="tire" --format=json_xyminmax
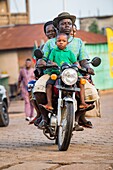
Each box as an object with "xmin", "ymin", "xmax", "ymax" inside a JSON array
[
  {"xmin": 55, "ymin": 135, "xmax": 58, "ymax": 145},
  {"xmin": 55, "ymin": 127, "xmax": 58, "ymax": 145},
  {"xmin": 0, "ymin": 101, "xmax": 9, "ymax": 127},
  {"xmin": 58, "ymin": 102, "xmax": 73, "ymax": 151}
]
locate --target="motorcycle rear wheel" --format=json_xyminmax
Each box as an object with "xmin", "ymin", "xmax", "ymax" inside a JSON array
[{"xmin": 58, "ymin": 102, "xmax": 73, "ymax": 151}]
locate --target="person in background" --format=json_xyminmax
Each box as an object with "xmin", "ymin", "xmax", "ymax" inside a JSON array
[{"xmin": 18, "ymin": 58, "xmax": 35, "ymax": 121}]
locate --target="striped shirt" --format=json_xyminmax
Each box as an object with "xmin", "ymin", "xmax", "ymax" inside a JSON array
[{"xmin": 42, "ymin": 36, "xmax": 89, "ymax": 62}]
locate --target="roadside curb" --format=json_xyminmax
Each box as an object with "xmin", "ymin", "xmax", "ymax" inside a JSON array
[{"xmin": 99, "ymin": 88, "xmax": 113, "ymax": 95}]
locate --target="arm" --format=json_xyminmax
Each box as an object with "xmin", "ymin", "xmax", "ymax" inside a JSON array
[
  {"xmin": 77, "ymin": 39, "xmax": 94, "ymax": 75},
  {"xmin": 80, "ymin": 60, "xmax": 94, "ymax": 75},
  {"xmin": 17, "ymin": 69, "xmax": 23, "ymax": 89},
  {"xmin": 17, "ymin": 69, "xmax": 23, "ymax": 94},
  {"xmin": 69, "ymin": 50, "xmax": 81, "ymax": 68},
  {"xmin": 73, "ymin": 62, "xmax": 81, "ymax": 68},
  {"xmin": 48, "ymin": 49, "xmax": 58, "ymax": 66},
  {"xmin": 42, "ymin": 39, "xmax": 54, "ymax": 59}
]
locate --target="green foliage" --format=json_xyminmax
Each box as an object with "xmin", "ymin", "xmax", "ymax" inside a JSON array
[{"xmin": 88, "ymin": 21, "xmax": 103, "ymax": 34}]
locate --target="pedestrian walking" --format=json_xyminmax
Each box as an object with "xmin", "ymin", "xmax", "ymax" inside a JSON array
[{"xmin": 18, "ymin": 58, "xmax": 35, "ymax": 121}]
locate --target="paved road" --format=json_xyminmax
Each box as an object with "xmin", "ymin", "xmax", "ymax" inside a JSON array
[{"xmin": 0, "ymin": 90, "xmax": 113, "ymax": 170}]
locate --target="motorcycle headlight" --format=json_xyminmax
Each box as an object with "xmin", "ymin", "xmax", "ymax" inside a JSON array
[{"xmin": 61, "ymin": 68, "xmax": 78, "ymax": 85}]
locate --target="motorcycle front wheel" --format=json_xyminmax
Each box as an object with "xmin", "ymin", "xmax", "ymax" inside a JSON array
[
  {"xmin": 58, "ymin": 102, "xmax": 73, "ymax": 151},
  {"xmin": 0, "ymin": 101, "xmax": 9, "ymax": 127}
]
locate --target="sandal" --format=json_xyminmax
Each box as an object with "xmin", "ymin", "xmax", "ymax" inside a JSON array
[
  {"xmin": 85, "ymin": 104, "xmax": 95, "ymax": 111},
  {"xmin": 79, "ymin": 104, "xmax": 94, "ymax": 111},
  {"xmin": 39, "ymin": 104, "xmax": 53, "ymax": 113},
  {"xmin": 29, "ymin": 116, "xmax": 40, "ymax": 125},
  {"xmin": 79, "ymin": 121, "xmax": 93, "ymax": 128}
]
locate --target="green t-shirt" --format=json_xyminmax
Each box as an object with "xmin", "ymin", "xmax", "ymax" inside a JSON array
[
  {"xmin": 43, "ymin": 47, "xmax": 77, "ymax": 75},
  {"xmin": 49, "ymin": 47, "xmax": 77, "ymax": 66}
]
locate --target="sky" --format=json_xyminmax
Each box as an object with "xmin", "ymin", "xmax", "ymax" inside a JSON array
[{"xmin": 10, "ymin": 0, "xmax": 113, "ymax": 29}]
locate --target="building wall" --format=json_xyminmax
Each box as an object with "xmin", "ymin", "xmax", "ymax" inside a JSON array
[
  {"xmin": 85, "ymin": 43, "xmax": 113, "ymax": 90},
  {"xmin": 0, "ymin": 51, "xmax": 19, "ymax": 85},
  {"xmin": 0, "ymin": 0, "xmax": 29, "ymax": 26},
  {"xmin": 0, "ymin": 48, "xmax": 34, "ymax": 84},
  {"xmin": 80, "ymin": 16, "xmax": 113, "ymax": 32}
]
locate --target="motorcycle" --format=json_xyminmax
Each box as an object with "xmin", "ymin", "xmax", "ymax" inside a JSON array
[{"xmin": 30, "ymin": 49, "xmax": 101, "ymax": 151}]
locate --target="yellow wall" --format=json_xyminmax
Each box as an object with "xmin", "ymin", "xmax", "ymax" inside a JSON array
[{"xmin": 0, "ymin": 51, "xmax": 19, "ymax": 84}]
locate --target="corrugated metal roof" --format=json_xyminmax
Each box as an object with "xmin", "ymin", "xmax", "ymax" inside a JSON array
[
  {"xmin": 0, "ymin": 24, "xmax": 107, "ymax": 50},
  {"xmin": 0, "ymin": 24, "xmax": 47, "ymax": 50},
  {"xmin": 76, "ymin": 30, "xmax": 107, "ymax": 44}
]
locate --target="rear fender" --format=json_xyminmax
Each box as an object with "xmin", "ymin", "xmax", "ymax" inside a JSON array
[{"xmin": 63, "ymin": 97, "xmax": 77, "ymax": 112}]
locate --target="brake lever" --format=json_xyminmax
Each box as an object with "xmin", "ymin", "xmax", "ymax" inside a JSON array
[
  {"xmin": 46, "ymin": 64, "xmax": 59, "ymax": 68},
  {"xmin": 78, "ymin": 68, "xmax": 87, "ymax": 74}
]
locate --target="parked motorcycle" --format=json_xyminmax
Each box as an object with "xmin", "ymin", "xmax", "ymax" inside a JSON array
[{"xmin": 31, "ymin": 49, "xmax": 101, "ymax": 151}]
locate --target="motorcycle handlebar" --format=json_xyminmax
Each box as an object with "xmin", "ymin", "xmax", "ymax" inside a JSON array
[
  {"xmin": 78, "ymin": 67, "xmax": 95, "ymax": 75},
  {"xmin": 36, "ymin": 64, "xmax": 59, "ymax": 69}
]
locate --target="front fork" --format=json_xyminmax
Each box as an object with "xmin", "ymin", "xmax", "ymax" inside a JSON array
[
  {"xmin": 57, "ymin": 90, "xmax": 77, "ymax": 127},
  {"xmin": 57, "ymin": 90, "xmax": 62, "ymax": 126}
]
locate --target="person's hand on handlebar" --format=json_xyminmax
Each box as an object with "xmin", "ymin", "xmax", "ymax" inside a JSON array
[
  {"xmin": 47, "ymin": 60, "xmax": 58, "ymax": 67},
  {"xmin": 87, "ymin": 68, "xmax": 95, "ymax": 75},
  {"xmin": 36, "ymin": 59, "xmax": 46, "ymax": 67}
]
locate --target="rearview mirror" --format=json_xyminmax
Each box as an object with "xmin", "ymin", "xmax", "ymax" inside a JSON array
[
  {"xmin": 34, "ymin": 48, "xmax": 44, "ymax": 60},
  {"xmin": 91, "ymin": 57, "xmax": 101, "ymax": 67}
]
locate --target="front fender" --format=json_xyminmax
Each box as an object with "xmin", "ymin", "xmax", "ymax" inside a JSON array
[
  {"xmin": 63, "ymin": 97, "xmax": 77, "ymax": 111},
  {"xmin": 63, "ymin": 97, "xmax": 74, "ymax": 103}
]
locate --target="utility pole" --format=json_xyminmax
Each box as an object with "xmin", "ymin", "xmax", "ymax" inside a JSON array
[
  {"xmin": 26, "ymin": 0, "xmax": 30, "ymax": 24},
  {"xmin": 63, "ymin": 0, "xmax": 66, "ymax": 11}
]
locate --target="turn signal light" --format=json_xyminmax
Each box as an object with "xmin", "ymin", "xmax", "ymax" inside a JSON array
[
  {"xmin": 80, "ymin": 78, "xmax": 86, "ymax": 85},
  {"xmin": 51, "ymin": 74, "xmax": 57, "ymax": 80}
]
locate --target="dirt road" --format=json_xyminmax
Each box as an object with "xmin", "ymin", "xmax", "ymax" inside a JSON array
[{"xmin": 0, "ymin": 90, "xmax": 113, "ymax": 170}]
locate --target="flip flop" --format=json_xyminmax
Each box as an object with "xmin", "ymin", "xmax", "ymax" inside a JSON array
[
  {"xmin": 29, "ymin": 116, "xmax": 42, "ymax": 125},
  {"xmin": 39, "ymin": 104, "xmax": 53, "ymax": 113},
  {"xmin": 85, "ymin": 104, "xmax": 95, "ymax": 111},
  {"xmin": 29, "ymin": 116, "xmax": 38, "ymax": 125},
  {"xmin": 79, "ymin": 121, "xmax": 93, "ymax": 128},
  {"xmin": 79, "ymin": 104, "xmax": 94, "ymax": 111}
]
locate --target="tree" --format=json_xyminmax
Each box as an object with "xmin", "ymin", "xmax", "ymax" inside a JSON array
[{"xmin": 88, "ymin": 21, "xmax": 101, "ymax": 34}]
